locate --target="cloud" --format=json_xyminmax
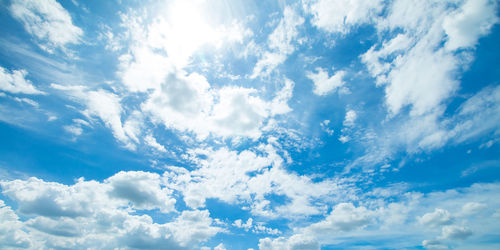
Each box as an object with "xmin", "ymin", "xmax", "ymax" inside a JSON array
[
  {"xmin": 0, "ymin": 200, "xmax": 32, "ymax": 248},
  {"xmin": 233, "ymin": 218, "xmax": 281, "ymax": 235},
  {"xmin": 251, "ymin": 6, "xmax": 304, "ymax": 78},
  {"xmin": 305, "ymin": 203, "xmax": 372, "ymax": 233},
  {"xmin": 306, "ymin": 67, "xmax": 346, "ymax": 96},
  {"xmin": 305, "ymin": 0, "xmax": 383, "ymax": 33},
  {"xmin": 259, "ymin": 234, "xmax": 320, "ymax": 250},
  {"xmin": 258, "ymin": 182, "xmax": 500, "ymax": 249},
  {"xmin": 418, "ymin": 208, "xmax": 453, "ymax": 227},
  {"xmin": 343, "ymin": 110, "xmax": 357, "ymax": 127},
  {"xmin": 9, "ymin": 0, "xmax": 83, "ymax": 52},
  {"xmin": 440, "ymin": 225, "xmax": 472, "ymax": 240},
  {"xmin": 0, "ymin": 67, "xmax": 44, "ymax": 95},
  {"xmin": 106, "ymin": 171, "xmax": 175, "ymax": 213},
  {"xmin": 443, "ymin": 0, "xmax": 499, "ymax": 51},
  {"xmin": 0, "ymin": 172, "xmax": 222, "ymax": 249},
  {"xmin": 165, "ymin": 144, "xmax": 341, "ymax": 218},
  {"xmin": 143, "ymin": 71, "xmax": 295, "ymax": 140},
  {"xmin": 144, "ymin": 134, "xmax": 167, "ymax": 152},
  {"xmin": 52, "ymin": 84, "xmax": 138, "ymax": 149},
  {"xmin": 361, "ymin": 0, "xmax": 498, "ymax": 117}
]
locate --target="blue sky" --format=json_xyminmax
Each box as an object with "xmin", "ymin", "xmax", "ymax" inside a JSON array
[{"xmin": 0, "ymin": 0, "xmax": 499, "ymax": 249}]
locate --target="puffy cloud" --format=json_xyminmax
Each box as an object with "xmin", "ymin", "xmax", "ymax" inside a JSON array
[
  {"xmin": 259, "ymin": 234, "xmax": 320, "ymax": 250},
  {"xmin": 9, "ymin": 0, "xmax": 83, "ymax": 52},
  {"xmin": 443, "ymin": 0, "xmax": 499, "ymax": 51},
  {"xmin": 0, "ymin": 200, "xmax": 32, "ymax": 248},
  {"xmin": 0, "ymin": 67, "xmax": 44, "ymax": 95},
  {"xmin": 305, "ymin": 203, "xmax": 372, "ymax": 233},
  {"xmin": 0, "ymin": 172, "xmax": 222, "ymax": 249},
  {"xmin": 306, "ymin": 67, "xmax": 346, "ymax": 96},
  {"xmin": 418, "ymin": 208, "xmax": 453, "ymax": 227},
  {"xmin": 143, "ymin": 72, "xmax": 295, "ymax": 140},
  {"xmin": 343, "ymin": 110, "xmax": 357, "ymax": 127},
  {"xmin": 105, "ymin": 171, "xmax": 175, "ymax": 212},
  {"xmin": 251, "ymin": 6, "xmax": 304, "ymax": 78},
  {"xmin": 304, "ymin": 0, "xmax": 383, "ymax": 33}
]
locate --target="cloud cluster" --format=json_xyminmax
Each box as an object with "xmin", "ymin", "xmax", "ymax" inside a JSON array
[
  {"xmin": 9, "ymin": 0, "xmax": 83, "ymax": 52},
  {"xmin": 259, "ymin": 182, "xmax": 500, "ymax": 249},
  {"xmin": 0, "ymin": 171, "xmax": 222, "ymax": 249}
]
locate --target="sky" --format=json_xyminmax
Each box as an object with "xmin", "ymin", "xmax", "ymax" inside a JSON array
[{"xmin": 0, "ymin": 0, "xmax": 499, "ymax": 249}]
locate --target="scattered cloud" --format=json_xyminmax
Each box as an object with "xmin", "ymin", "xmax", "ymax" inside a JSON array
[
  {"xmin": 9, "ymin": 0, "xmax": 83, "ymax": 52},
  {"xmin": 0, "ymin": 67, "xmax": 44, "ymax": 95},
  {"xmin": 306, "ymin": 67, "xmax": 346, "ymax": 96}
]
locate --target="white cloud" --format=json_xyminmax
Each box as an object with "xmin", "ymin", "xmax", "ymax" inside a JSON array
[
  {"xmin": 251, "ymin": 6, "xmax": 304, "ymax": 78},
  {"xmin": 0, "ymin": 200, "xmax": 32, "ymax": 248},
  {"xmin": 443, "ymin": 0, "xmax": 499, "ymax": 51},
  {"xmin": 233, "ymin": 218, "xmax": 253, "ymax": 231},
  {"xmin": 440, "ymin": 225, "xmax": 472, "ymax": 240},
  {"xmin": 105, "ymin": 171, "xmax": 175, "ymax": 213},
  {"xmin": 144, "ymin": 134, "xmax": 167, "ymax": 152},
  {"xmin": 143, "ymin": 72, "xmax": 295, "ymax": 140},
  {"xmin": 52, "ymin": 84, "xmax": 138, "ymax": 149},
  {"xmin": 10, "ymin": 0, "xmax": 83, "ymax": 52},
  {"xmin": 64, "ymin": 124, "xmax": 83, "ymax": 136},
  {"xmin": 343, "ymin": 110, "xmax": 357, "ymax": 127},
  {"xmin": 350, "ymin": 0, "xmax": 500, "ymax": 168},
  {"xmin": 258, "ymin": 182, "xmax": 500, "ymax": 249},
  {"xmin": 234, "ymin": 218, "xmax": 281, "ymax": 235},
  {"xmin": 13, "ymin": 97, "xmax": 39, "ymax": 107},
  {"xmin": 0, "ymin": 67, "xmax": 44, "ymax": 95},
  {"xmin": 305, "ymin": 203, "xmax": 373, "ymax": 233},
  {"xmin": 306, "ymin": 67, "xmax": 346, "ymax": 96},
  {"xmin": 259, "ymin": 234, "xmax": 320, "ymax": 250},
  {"xmin": 418, "ymin": 208, "xmax": 453, "ymax": 227},
  {"xmin": 305, "ymin": 0, "xmax": 383, "ymax": 33},
  {"xmin": 320, "ymin": 120, "xmax": 334, "ymax": 135},
  {"xmin": 0, "ymin": 172, "xmax": 222, "ymax": 249},
  {"xmin": 361, "ymin": 0, "xmax": 498, "ymax": 117},
  {"xmin": 165, "ymin": 145, "xmax": 340, "ymax": 218}
]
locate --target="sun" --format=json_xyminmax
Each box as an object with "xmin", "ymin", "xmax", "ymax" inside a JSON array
[{"xmin": 148, "ymin": 0, "xmax": 221, "ymax": 67}]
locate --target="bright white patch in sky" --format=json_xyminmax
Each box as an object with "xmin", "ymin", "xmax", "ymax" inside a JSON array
[
  {"xmin": 9, "ymin": 0, "xmax": 83, "ymax": 52},
  {"xmin": 307, "ymin": 67, "xmax": 346, "ymax": 96},
  {"xmin": 0, "ymin": 67, "xmax": 44, "ymax": 95}
]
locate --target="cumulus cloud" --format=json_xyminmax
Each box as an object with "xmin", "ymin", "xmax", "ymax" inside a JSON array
[
  {"xmin": 0, "ymin": 200, "xmax": 32, "ymax": 248},
  {"xmin": 418, "ymin": 208, "xmax": 453, "ymax": 227},
  {"xmin": 106, "ymin": 171, "xmax": 175, "ymax": 212},
  {"xmin": 143, "ymin": 71, "xmax": 295, "ymax": 140},
  {"xmin": 306, "ymin": 67, "xmax": 346, "ymax": 96},
  {"xmin": 305, "ymin": 203, "xmax": 372, "ymax": 233},
  {"xmin": 9, "ymin": 0, "xmax": 83, "ymax": 52},
  {"xmin": 0, "ymin": 67, "xmax": 44, "ymax": 95},
  {"xmin": 0, "ymin": 172, "xmax": 222, "ymax": 249}
]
